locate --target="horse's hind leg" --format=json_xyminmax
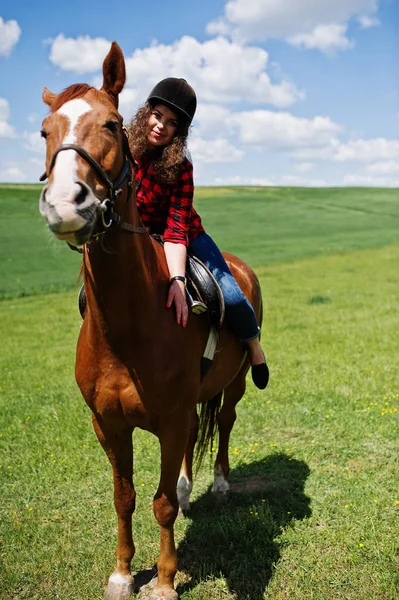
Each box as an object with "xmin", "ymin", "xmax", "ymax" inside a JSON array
[
  {"xmin": 177, "ymin": 408, "xmax": 198, "ymax": 512},
  {"xmin": 92, "ymin": 414, "xmax": 136, "ymax": 600},
  {"xmin": 212, "ymin": 365, "xmax": 248, "ymax": 493}
]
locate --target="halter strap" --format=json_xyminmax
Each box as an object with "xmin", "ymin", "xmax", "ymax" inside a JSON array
[
  {"xmin": 41, "ymin": 143, "xmax": 129, "ymax": 196},
  {"xmin": 40, "ymin": 130, "xmax": 148, "ymax": 237}
]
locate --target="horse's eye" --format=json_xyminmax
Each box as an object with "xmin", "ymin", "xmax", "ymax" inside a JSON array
[
  {"xmin": 105, "ymin": 121, "xmax": 119, "ymax": 134},
  {"xmin": 40, "ymin": 129, "xmax": 48, "ymax": 139}
]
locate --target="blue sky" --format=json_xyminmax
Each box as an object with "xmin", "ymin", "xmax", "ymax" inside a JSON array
[{"xmin": 0, "ymin": 0, "xmax": 398, "ymax": 186}]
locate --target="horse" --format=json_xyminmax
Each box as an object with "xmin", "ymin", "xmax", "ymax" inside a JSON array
[{"xmin": 39, "ymin": 42, "xmax": 263, "ymax": 600}]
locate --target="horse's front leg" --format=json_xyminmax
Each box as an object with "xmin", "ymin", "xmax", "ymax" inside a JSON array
[
  {"xmin": 92, "ymin": 414, "xmax": 136, "ymax": 600},
  {"xmin": 153, "ymin": 420, "xmax": 190, "ymax": 599}
]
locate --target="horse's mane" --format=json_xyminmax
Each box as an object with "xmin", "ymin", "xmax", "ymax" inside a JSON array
[{"xmin": 51, "ymin": 84, "xmax": 99, "ymax": 113}]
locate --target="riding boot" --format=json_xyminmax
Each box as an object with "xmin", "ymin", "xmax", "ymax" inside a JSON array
[{"xmin": 251, "ymin": 353, "xmax": 269, "ymax": 390}]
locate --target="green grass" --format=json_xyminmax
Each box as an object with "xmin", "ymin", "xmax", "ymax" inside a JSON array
[
  {"xmin": 1, "ymin": 184, "xmax": 398, "ymax": 598},
  {"xmin": 196, "ymin": 186, "xmax": 399, "ymax": 266},
  {"xmin": 0, "ymin": 185, "xmax": 81, "ymax": 299},
  {"xmin": 1, "ymin": 240, "xmax": 398, "ymax": 599},
  {"xmin": 1, "ymin": 184, "xmax": 398, "ymax": 299}
]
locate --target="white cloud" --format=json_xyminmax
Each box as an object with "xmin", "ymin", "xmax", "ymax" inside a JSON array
[
  {"xmin": 0, "ymin": 98, "xmax": 10, "ymax": 121},
  {"xmin": 334, "ymin": 138, "xmax": 399, "ymax": 162},
  {"xmin": 288, "ymin": 24, "xmax": 354, "ymax": 53},
  {"xmin": 118, "ymin": 88, "xmax": 140, "ymax": 121},
  {"xmin": 214, "ymin": 175, "xmax": 275, "ymax": 185},
  {"xmin": 194, "ymin": 104, "xmax": 233, "ymax": 138},
  {"xmin": 194, "ymin": 106, "xmax": 342, "ymax": 163},
  {"xmin": 343, "ymin": 173, "xmax": 399, "ymax": 187},
  {"xmin": 0, "ymin": 157, "xmax": 47, "ymax": 183},
  {"xmin": 30, "ymin": 157, "xmax": 44, "ymax": 167},
  {"xmin": 0, "ymin": 121, "xmax": 14, "ymax": 138},
  {"xmin": 189, "ymin": 137, "xmax": 244, "ymax": 163},
  {"xmin": 357, "ymin": 15, "xmax": 380, "ymax": 28},
  {"xmin": 0, "ymin": 17, "xmax": 21, "ymax": 57},
  {"xmin": 231, "ymin": 109, "xmax": 341, "ymax": 152},
  {"xmin": 195, "ymin": 106, "xmax": 344, "ymax": 166},
  {"xmin": 207, "ymin": 0, "xmax": 379, "ymax": 53},
  {"xmin": 0, "ymin": 98, "xmax": 15, "ymax": 138},
  {"xmin": 206, "ymin": 17, "xmax": 232, "ymax": 37},
  {"xmin": 294, "ymin": 162, "xmax": 314, "ymax": 173},
  {"xmin": 212, "ymin": 174, "xmax": 327, "ymax": 186},
  {"xmin": 0, "ymin": 165, "xmax": 26, "ymax": 183},
  {"xmin": 279, "ymin": 174, "xmax": 327, "ymax": 187},
  {"xmin": 292, "ymin": 143, "xmax": 343, "ymax": 161},
  {"xmin": 366, "ymin": 161, "xmax": 399, "ymax": 175},
  {"xmin": 123, "ymin": 36, "xmax": 302, "ymax": 109},
  {"xmin": 23, "ymin": 131, "xmax": 46, "ymax": 155},
  {"xmin": 49, "ymin": 34, "xmax": 111, "ymax": 73}
]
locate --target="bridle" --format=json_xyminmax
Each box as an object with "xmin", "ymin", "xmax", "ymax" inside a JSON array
[{"xmin": 40, "ymin": 128, "xmax": 148, "ymax": 239}]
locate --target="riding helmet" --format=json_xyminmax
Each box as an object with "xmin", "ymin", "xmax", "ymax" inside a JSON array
[{"xmin": 147, "ymin": 78, "xmax": 197, "ymax": 124}]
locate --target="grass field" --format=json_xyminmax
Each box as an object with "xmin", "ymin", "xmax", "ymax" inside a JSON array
[
  {"xmin": 1, "ymin": 184, "xmax": 398, "ymax": 298},
  {"xmin": 0, "ymin": 185, "xmax": 398, "ymax": 599}
]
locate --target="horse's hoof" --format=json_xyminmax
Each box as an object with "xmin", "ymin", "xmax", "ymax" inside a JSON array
[
  {"xmin": 139, "ymin": 577, "xmax": 178, "ymax": 600},
  {"xmin": 104, "ymin": 576, "xmax": 134, "ymax": 600},
  {"xmin": 211, "ymin": 476, "xmax": 230, "ymax": 494},
  {"xmin": 150, "ymin": 592, "xmax": 179, "ymax": 600}
]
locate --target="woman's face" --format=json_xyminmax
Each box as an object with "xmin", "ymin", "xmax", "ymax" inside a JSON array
[{"xmin": 147, "ymin": 104, "xmax": 178, "ymax": 148}]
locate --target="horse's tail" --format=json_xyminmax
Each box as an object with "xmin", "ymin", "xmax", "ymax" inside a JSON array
[{"xmin": 194, "ymin": 392, "xmax": 223, "ymax": 470}]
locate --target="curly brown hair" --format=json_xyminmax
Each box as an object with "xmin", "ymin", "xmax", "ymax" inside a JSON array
[{"xmin": 126, "ymin": 102, "xmax": 190, "ymax": 185}]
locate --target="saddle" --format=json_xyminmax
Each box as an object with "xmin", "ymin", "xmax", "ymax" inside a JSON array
[{"xmin": 186, "ymin": 251, "xmax": 224, "ymax": 327}]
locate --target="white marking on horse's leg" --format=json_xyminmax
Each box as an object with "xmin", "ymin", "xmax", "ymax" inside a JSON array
[
  {"xmin": 212, "ymin": 464, "xmax": 230, "ymax": 493},
  {"xmin": 108, "ymin": 573, "xmax": 133, "ymax": 585},
  {"xmin": 177, "ymin": 471, "xmax": 192, "ymax": 511},
  {"xmin": 104, "ymin": 572, "xmax": 134, "ymax": 600}
]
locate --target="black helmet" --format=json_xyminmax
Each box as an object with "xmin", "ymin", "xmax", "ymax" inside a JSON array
[{"xmin": 147, "ymin": 78, "xmax": 197, "ymax": 124}]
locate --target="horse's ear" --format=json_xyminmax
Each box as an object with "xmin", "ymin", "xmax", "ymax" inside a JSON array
[
  {"xmin": 42, "ymin": 87, "xmax": 57, "ymax": 108},
  {"xmin": 101, "ymin": 41, "xmax": 126, "ymax": 108}
]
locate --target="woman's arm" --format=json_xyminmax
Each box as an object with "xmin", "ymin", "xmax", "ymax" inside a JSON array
[{"xmin": 164, "ymin": 241, "xmax": 188, "ymax": 327}]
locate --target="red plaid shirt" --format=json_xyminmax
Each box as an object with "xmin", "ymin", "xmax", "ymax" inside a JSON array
[{"xmin": 134, "ymin": 154, "xmax": 205, "ymax": 246}]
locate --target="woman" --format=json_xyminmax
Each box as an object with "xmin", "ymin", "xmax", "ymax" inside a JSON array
[{"xmin": 127, "ymin": 78, "xmax": 269, "ymax": 389}]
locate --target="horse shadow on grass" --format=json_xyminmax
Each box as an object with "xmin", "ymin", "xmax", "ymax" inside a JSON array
[{"xmin": 176, "ymin": 453, "xmax": 311, "ymax": 600}]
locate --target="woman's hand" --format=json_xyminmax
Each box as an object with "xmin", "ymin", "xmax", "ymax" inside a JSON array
[
  {"xmin": 166, "ymin": 279, "xmax": 188, "ymax": 327},
  {"xmin": 164, "ymin": 241, "xmax": 189, "ymax": 327}
]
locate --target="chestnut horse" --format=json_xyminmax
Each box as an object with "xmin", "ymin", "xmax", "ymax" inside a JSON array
[{"xmin": 39, "ymin": 42, "xmax": 263, "ymax": 600}]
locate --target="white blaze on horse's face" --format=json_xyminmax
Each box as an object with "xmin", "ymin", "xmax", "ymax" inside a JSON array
[
  {"xmin": 39, "ymin": 98, "xmax": 100, "ymax": 245},
  {"xmin": 53, "ymin": 99, "xmax": 92, "ymax": 192}
]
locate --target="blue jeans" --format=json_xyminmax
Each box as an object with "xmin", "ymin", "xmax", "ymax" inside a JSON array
[{"xmin": 189, "ymin": 233, "xmax": 260, "ymax": 342}]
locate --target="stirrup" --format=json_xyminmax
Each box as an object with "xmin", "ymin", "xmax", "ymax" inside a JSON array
[
  {"xmin": 191, "ymin": 300, "xmax": 207, "ymax": 315},
  {"xmin": 186, "ymin": 288, "xmax": 207, "ymax": 315}
]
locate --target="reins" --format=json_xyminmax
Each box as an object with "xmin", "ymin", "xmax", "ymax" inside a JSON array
[{"xmin": 40, "ymin": 128, "xmax": 148, "ymax": 240}]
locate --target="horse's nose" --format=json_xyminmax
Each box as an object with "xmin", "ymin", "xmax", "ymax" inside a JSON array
[{"xmin": 75, "ymin": 182, "xmax": 89, "ymax": 205}]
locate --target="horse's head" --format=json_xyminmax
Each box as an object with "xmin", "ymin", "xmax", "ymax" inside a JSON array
[{"xmin": 39, "ymin": 42, "xmax": 127, "ymax": 246}]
